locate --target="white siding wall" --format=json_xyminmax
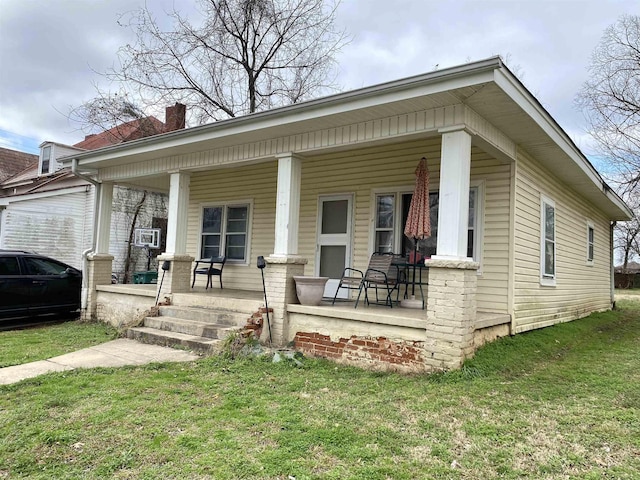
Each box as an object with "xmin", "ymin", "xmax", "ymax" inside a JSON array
[
  {"xmin": 110, "ymin": 187, "xmax": 168, "ymax": 279},
  {"xmin": 0, "ymin": 190, "xmax": 92, "ymax": 269},
  {"xmin": 185, "ymin": 138, "xmax": 511, "ymax": 312},
  {"xmin": 513, "ymin": 149, "xmax": 612, "ymax": 332}
]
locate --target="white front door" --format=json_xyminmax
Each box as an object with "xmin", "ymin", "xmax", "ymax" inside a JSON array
[{"xmin": 316, "ymin": 195, "xmax": 353, "ymax": 298}]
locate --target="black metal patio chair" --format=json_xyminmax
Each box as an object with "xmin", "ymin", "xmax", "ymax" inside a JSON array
[
  {"xmin": 191, "ymin": 256, "xmax": 226, "ymax": 289},
  {"xmin": 332, "ymin": 252, "xmax": 404, "ymax": 308}
]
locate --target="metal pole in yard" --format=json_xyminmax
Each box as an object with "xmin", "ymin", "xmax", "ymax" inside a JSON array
[{"xmin": 257, "ymin": 256, "xmax": 272, "ymax": 345}]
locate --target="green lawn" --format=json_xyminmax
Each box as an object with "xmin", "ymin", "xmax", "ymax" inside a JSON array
[
  {"xmin": 615, "ymin": 288, "xmax": 640, "ymax": 297},
  {"xmin": 0, "ymin": 320, "xmax": 118, "ymax": 368},
  {"xmin": 1, "ymin": 304, "xmax": 639, "ymax": 479}
]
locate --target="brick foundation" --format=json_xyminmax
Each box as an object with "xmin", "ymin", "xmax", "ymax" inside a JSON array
[{"xmin": 294, "ymin": 332, "xmax": 427, "ymax": 373}]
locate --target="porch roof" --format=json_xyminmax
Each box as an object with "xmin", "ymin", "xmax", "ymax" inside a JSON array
[{"xmin": 59, "ymin": 56, "xmax": 631, "ymax": 221}]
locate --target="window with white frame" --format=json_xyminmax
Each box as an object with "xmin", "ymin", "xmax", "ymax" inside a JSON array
[
  {"xmin": 540, "ymin": 196, "xmax": 556, "ymax": 284},
  {"xmin": 587, "ymin": 222, "xmax": 595, "ymax": 264},
  {"xmin": 40, "ymin": 145, "xmax": 51, "ymax": 175},
  {"xmin": 200, "ymin": 204, "xmax": 249, "ymax": 262},
  {"xmin": 374, "ymin": 194, "xmax": 395, "ymax": 253},
  {"xmin": 373, "ymin": 187, "xmax": 479, "ymax": 260}
]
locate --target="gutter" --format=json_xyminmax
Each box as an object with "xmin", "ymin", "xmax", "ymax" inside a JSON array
[
  {"xmin": 611, "ymin": 221, "xmax": 616, "ymax": 309},
  {"xmin": 71, "ymin": 158, "xmax": 101, "ymax": 312}
]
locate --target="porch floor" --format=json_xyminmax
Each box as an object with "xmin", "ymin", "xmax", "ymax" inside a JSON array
[
  {"xmin": 98, "ymin": 284, "xmax": 510, "ymax": 330},
  {"xmin": 291, "ymin": 300, "xmax": 510, "ymax": 330}
]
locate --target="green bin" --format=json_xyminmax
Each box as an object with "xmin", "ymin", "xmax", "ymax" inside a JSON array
[{"xmin": 133, "ymin": 271, "xmax": 158, "ymax": 284}]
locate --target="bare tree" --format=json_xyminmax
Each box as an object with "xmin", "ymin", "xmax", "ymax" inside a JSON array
[
  {"xmin": 577, "ymin": 14, "xmax": 640, "ymax": 190},
  {"xmin": 614, "ymin": 190, "xmax": 640, "ymax": 271},
  {"xmin": 97, "ymin": 0, "xmax": 347, "ymax": 126},
  {"xmin": 68, "ymin": 90, "xmax": 163, "ymax": 140}
]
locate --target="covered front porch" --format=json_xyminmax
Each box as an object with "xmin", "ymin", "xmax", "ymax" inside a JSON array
[{"xmin": 66, "ymin": 58, "xmax": 525, "ymax": 372}]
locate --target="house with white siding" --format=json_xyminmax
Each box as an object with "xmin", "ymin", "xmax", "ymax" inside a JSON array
[
  {"xmin": 0, "ymin": 103, "xmax": 188, "ymax": 277},
  {"xmin": 0, "ymin": 143, "xmax": 168, "ymax": 278},
  {"xmin": 59, "ymin": 57, "xmax": 632, "ymax": 373}
]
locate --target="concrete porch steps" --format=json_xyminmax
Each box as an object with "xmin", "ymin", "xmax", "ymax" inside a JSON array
[
  {"xmin": 142, "ymin": 315, "xmax": 237, "ymax": 339},
  {"xmin": 127, "ymin": 327, "xmax": 221, "ymax": 354},
  {"xmin": 127, "ymin": 304, "xmax": 251, "ymax": 354},
  {"xmin": 157, "ymin": 305, "xmax": 249, "ymax": 327}
]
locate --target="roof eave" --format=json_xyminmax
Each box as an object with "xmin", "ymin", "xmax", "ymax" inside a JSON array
[
  {"xmin": 59, "ymin": 56, "xmax": 503, "ymax": 166},
  {"xmin": 493, "ymin": 67, "xmax": 632, "ymax": 221}
]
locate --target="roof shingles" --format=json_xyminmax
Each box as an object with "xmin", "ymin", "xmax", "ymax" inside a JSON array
[{"xmin": 0, "ymin": 147, "xmax": 38, "ymax": 183}]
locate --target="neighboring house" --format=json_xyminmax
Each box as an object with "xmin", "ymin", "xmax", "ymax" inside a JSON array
[
  {"xmin": 0, "ymin": 147, "xmax": 38, "ymax": 182},
  {"xmin": 0, "ymin": 105, "xmax": 185, "ymax": 277},
  {"xmin": 613, "ymin": 261, "xmax": 640, "ymax": 289},
  {"xmin": 61, "ymin": 58, "xmax": 632, "ymax": 373}
]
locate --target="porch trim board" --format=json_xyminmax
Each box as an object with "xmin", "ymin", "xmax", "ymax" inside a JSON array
[{"xmin": 96, "ymin": 104, "xmax": 515, "ymax": 183}]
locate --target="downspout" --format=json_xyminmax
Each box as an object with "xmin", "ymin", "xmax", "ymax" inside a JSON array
[
  {"xmin": 611, "ymin": 221, "xmax": 616, "ymax": 310},
  {"xmin": 71, "ymin": 158, "xmax": 101, "ymax": 312}
]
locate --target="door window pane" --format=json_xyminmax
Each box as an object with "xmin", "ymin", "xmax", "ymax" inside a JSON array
[
  {"xmin": 321, "ymin": 200, "xmax": 348, "ymax": 234},
  {"xmin": 319, "ymin": 245, "xmax": 346, "ymax": 278}
]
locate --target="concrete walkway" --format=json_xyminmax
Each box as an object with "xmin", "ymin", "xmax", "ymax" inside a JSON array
[{"xmin": 0, "ymin": 338, "xmax": 201, "ymax": 385}]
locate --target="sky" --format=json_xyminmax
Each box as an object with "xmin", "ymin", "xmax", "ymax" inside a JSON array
[{"xmin": 0, "ymin": 0, "xmax": 636, "ymax": 163}]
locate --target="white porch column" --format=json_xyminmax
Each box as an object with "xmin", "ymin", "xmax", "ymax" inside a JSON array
[
  {"xmin": 265, "ymin": 153, "xmax": 305, "ymax": 346},
  {"xmin": 157, "ymin": 171, "xmax": 193, "ymax": 298},
  {"xmin": 95, "ymin": 182, "xmax": 113, "ymax": 254},
  {"xmin": 433, "ymin": 126, "xmax": 472, "ymax": 260},
  {"xmin": 85, "ymin": 182, "xmax": 114, "ymax": 321},
  {"xmin": 165, "ymin": 171, "xmax": 190, "ymax": 255},
  {"xmin": 273, "ymin": 153, "xmax": 302, "ymax": 257}
]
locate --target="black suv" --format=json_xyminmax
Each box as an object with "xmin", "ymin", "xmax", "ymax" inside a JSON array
[{"xmin": 0, "ymin": 250, "xmax": 82, "ymax": 323}]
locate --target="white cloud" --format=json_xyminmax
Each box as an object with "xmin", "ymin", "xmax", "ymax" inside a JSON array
[{"xmin": 0, "ymin": 0, "xmax": 635, "ymax": 163}]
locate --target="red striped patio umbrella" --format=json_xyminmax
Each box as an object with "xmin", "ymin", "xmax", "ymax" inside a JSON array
[{"xmin": 404, "ymin": 157, "xmax": 431, "ymax": 296}]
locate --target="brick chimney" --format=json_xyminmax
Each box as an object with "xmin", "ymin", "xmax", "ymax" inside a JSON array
[{"xmin": 164, "ymin": 103, "xmax": 186, "ymax": 132}]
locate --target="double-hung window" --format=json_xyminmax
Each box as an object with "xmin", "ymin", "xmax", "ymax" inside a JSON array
[
  {"xmin": 41, "ymin": 146, "xmax": 51, "ymax": 175},
  {"xmin": 587, "ymin": 222, "xmax": 595, "ymax": 265},
  {"xmin": 373, "ymin": 187, "xmax": 480, "ymax": 260},
  {"xmin": 374, "ymin": 195, "xmax": 395, "ymax": 253},
  {"xmin": 200, "ymin": 204, "xmax": 250, "ymax": 262},
  {"xmin": 540, "ymin": 195, "xmax": 556, "ymax": 285}
]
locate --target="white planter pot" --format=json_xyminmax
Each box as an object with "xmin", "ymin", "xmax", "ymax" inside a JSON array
[{"xmin": 293, "ymin": 276, "xmax": 329, "ymax": 306}]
